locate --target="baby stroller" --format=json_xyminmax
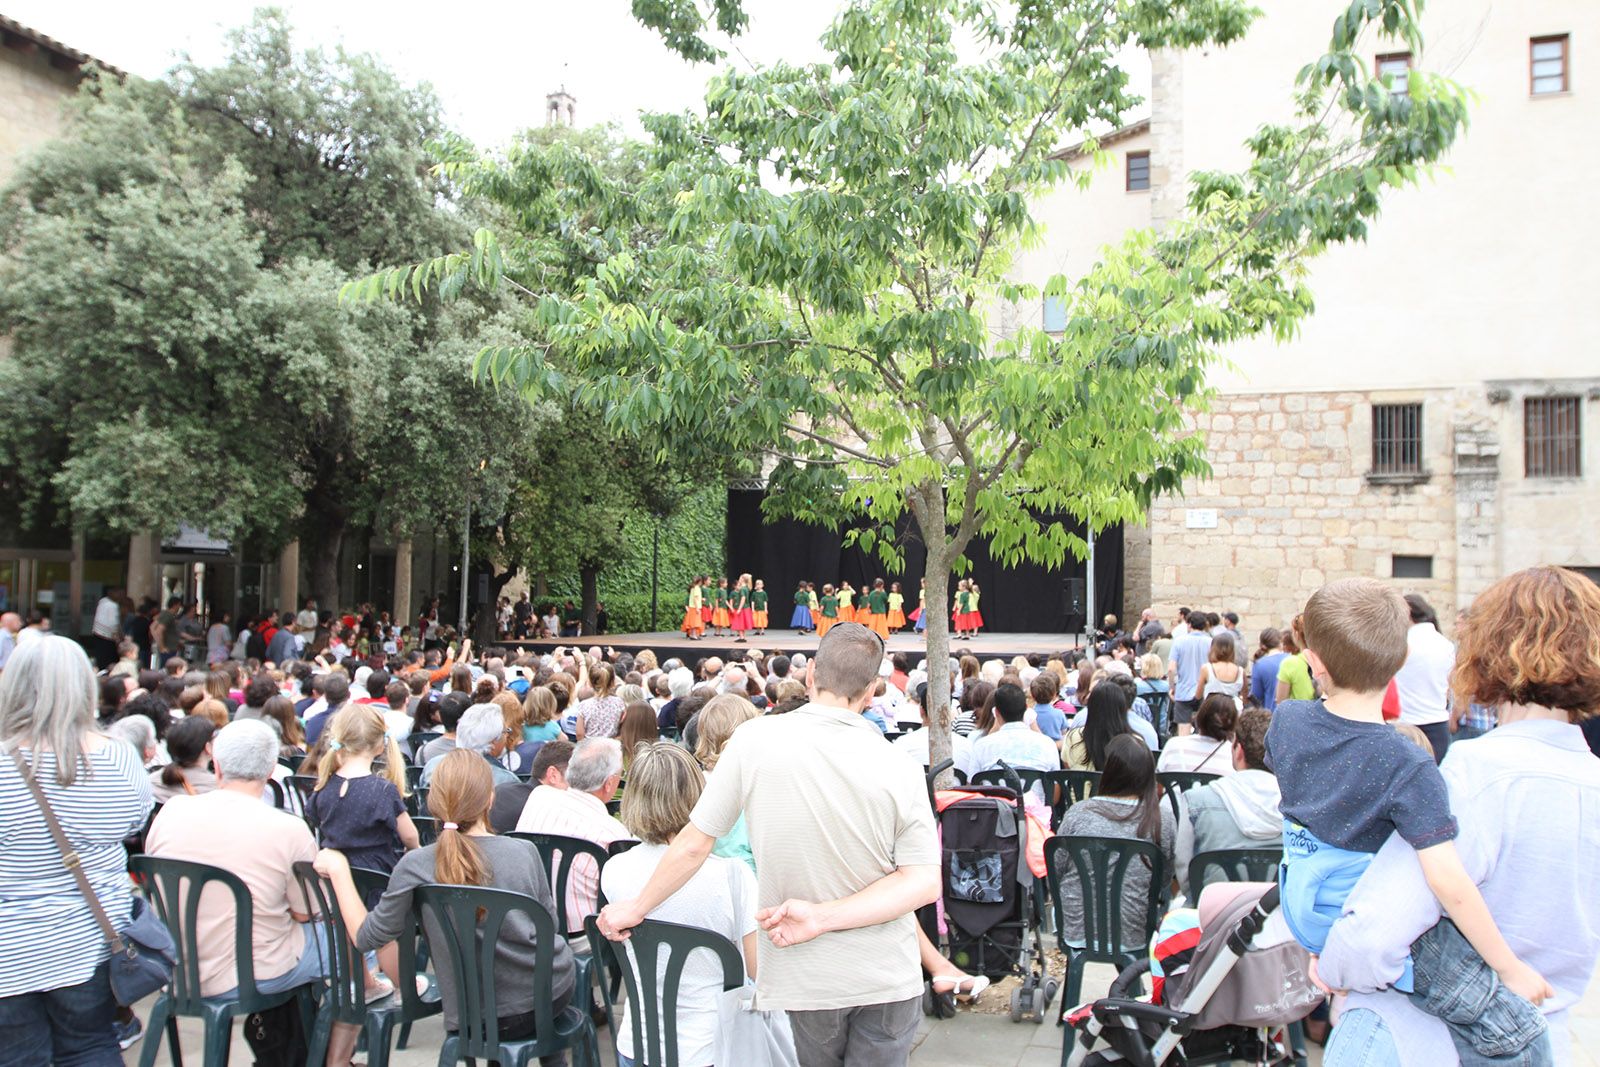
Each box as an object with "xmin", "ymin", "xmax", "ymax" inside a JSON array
[
  {"xmin": 1064, "ymin": 882, "xmax": 1319, "ymax": 1066},
  {"xmin": 932, "ymin": 773, "xmax": 1059, "ymax": 1023}
]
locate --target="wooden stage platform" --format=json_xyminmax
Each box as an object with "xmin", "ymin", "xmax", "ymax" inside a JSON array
[{"xmin": 502, "ymin": 630, "xmax": 1088, "ymax": 662}]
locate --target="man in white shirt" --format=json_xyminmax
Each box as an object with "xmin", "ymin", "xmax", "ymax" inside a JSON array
[
  {"xmin": 91, "ymin": 588, "xmax": 122, "ymax": 669},
  {"xmin": 1392, "ymin": 593, "xmax": 1455, "ymax": 763},
  {"xmin": 295, "ymin": 598, "xmax": 319, "ymax": 633},
  {"xmin": 959, "ymin": 683, "xmax": 1062, "ymax": 792},
  {"xmin": 515, "ymin": 737, "xmax": 630, "ymax": 930}
]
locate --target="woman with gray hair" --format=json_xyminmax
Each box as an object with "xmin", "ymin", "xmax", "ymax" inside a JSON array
[{"xmin": 0, "ymin": 635, "xmax": 153, "ymax": 1058}]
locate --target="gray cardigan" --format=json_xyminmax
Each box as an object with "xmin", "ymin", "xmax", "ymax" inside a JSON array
[
  {"xmin": 356, "ymin": 834, "xmax": 576, "ymax": 1031},
  {"xmin": 1056, "ymin": 797, "xmax": 1177, "ymax": 951}
]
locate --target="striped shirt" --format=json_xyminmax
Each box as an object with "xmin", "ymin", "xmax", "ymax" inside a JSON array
[
  {"xmin": 513, "ymin": 785, "xmax": 630, "ymax": 931},
  {"xmin": 0, "ymin": 738, "xmax": 152, "ymax": 996}
]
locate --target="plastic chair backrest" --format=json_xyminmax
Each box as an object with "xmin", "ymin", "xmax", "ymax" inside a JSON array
[
  {"xmin": 608, "ymin": 839, "xmax": 640, "ymax": 858},
  {"xmin": 1045, "ymin": 835, "xmax": 1169, "ymax": 960},
  {"xmin": 131, "ymin": 855, "xmax": 279, "ymax": 1012},
  {"xmin": 1186, "ymin": 847, "xmax": 1283, "ymax": 904},
  {"xmin": 288, "ymin": 774, "xmax": 321, "ymax": 828},
  {"xmin": 405, "ymin": 764, "xmax": 424, "ymax": 789},
  {"xmin": 505, "ymin": 830, "xmax": 614, "ymax": 938},
  {"xmin": 278, "ymin": 753, "xmax": 306, "ymax": 773},
  {"xmin": 1043, "ymin": 769, "xmax": 1102, "ymax": 827},
  {"xmin": 412, "ymin": 883, "xmax": 559, "ymax": 1059},
  {"xmin": 583, "ymin": 916, "xmax": 744, "ymax": 1067},
  {"xmin": 1157, "ymin": 771, "xmax": 1223, "ymax": 825},
  {"xmin": 412, "ymin": 815, "xmax": 440, "ymax": 846},
  {"xmin": 291, "ymin": 861, "xmax": 369, "ymax": 1022}
]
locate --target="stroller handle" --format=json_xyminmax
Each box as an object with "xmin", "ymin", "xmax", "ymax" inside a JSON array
[{"xmin": 1224, "ymin": 883, "xmax": 1281, "ymax": 958}]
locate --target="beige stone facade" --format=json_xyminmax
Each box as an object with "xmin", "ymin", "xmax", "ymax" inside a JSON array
[{"xmin": 0, "ymin": 18, "xmax": 114, "ymax": 188}]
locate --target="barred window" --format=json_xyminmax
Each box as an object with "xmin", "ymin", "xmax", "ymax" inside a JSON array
[
  {"xmin": 1525, "ymin": 396, "xmax": 1582, "ymax": 478},
  {"xmin": 1125, "ymin": 151, "xmax": 1150, "ymax": 192},
  {"xmin": 1371, "ymin": 403, "xmax": 1424, "ymax": 476},
  {"xmin": 1531, "ymin": 35, "xmax": 1569, "ymax": 95},
  {"xmin": 1376, "ymin": 52, "xmax": 1412, "ymax": 96}
]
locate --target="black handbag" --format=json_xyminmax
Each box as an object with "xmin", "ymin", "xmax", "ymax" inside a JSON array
[{"xmin": 9, "ymin": 748, "xmax": 177, "ymax": 1006}]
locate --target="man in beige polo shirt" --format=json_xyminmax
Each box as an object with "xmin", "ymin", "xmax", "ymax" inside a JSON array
[{"xmin": 599, "ymin": 622, "xmax": 940, "ymax": 1065}]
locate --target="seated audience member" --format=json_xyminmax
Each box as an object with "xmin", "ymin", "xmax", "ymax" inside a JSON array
[
  {"xmin": 1175, "ymin": 708, "xmax": 1280, "ymax": 894},
  {"xmin": 314, "ymin": 751, "xmax": 576, "ymax": 1051},
  {"xmin": 1062, "ymin": 684, "xmax": 1138, "ymax": 771},
  {"xmin": 1069, "ymin": 673, "xmax": 1160, "ymax": 750},
  {"xmin": 423, "ymin": 703, "xmax": 519, "ymax": 787},
  {"xmin": 109, "ymin": 712, "xmax": 161, "ymax": 769},
  {"xmin": 693, "ymin": 694, "xmax": 761, "ymax": 873},
  {"xmin": 149, "ymin": 715, "xmax": 219, "ymax": 802},
  {"xmin": 893, "ymin": 682, "xmax": 973, "ymax": 771},
  {"xmin": 617, "ymin": 701, "xmax": 660, "ymax": 778},
  {"xmin": 303, "ymin": 673, "xmax": 351, "ymax": 745},
  {"xmin": 146, "ymin": 719, "xmax": 358, "ymax": 1061},
  {"xmin": 515, "ymin": 737, "xmax": 631, "ymax": 926},
  {"xmin": 1056, "ymin": 735, "xmax": 1177, "ymax": 949},
  {"xmin": 490, "ymin": 738, "xmax": 574, "ymax": 834},
  {"xmin": 1029, "ymin": 671, "xmax": 1067, "ymax": 741},
  {"xmin": 381, "ymin": 680, "xmax": 414, "ymax": 742},
  {"xmin": 235, "ymin": 673, "xmax": 281, "ymax": 725},
  {"xmin": 419, "ymin": 692, "xmax": 471, "ymax": 766},
  {"xmin": 959, "ymin": 682, "xmax": 1060, "ymax": 816},
  {"xmin": 601, "ymin": 742, "xmax": 759, "ymax": 1067},
  {"xmin": 521, "ymin": 686, "xmax": 564, "ymax": 744},
  {"xmin": 1156, "ymin": 694, "xmax": 1238, "ymax": 776}
]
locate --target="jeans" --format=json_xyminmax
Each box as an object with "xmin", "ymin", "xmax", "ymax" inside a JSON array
[
  {"xmin": 1417, "ymin": 720, "xmax": 1451, "ymax": 764},
  {"xmin": 1410, "ymin": 919, "xmax": 1552, "ymax": 1065},
  {"xmin": 1454, "ymin": 724, "xmax": 1493, "ymax": 743},
  {"xmin": 788, "ymin": 996, "xmax": 920, "ymax": 1067},
  {"xmin": 212, "ymin": 923, "xmax": 329, "ymax": 1000},
  {"xmin": 1324, "ymin": 1008, "xmax": 1401, "ymax": 1067},
  {"xmin": 0, "ymin": 960, "xmax": 123, "ymax": 1066}
]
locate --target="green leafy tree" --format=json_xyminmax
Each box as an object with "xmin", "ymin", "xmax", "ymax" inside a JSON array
[{"xmin": 359, "ymin": 0, "xmax": 1468, "ymax": 774}]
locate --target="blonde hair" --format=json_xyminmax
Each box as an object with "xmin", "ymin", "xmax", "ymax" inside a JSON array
[
  {"xmin": 522, "ymin": 686, "xmax": 557, "ymax": 726},
  {"xmin": 492, "ymin": 691, "xmax": 525, "ymax": 735},
  {"xmin": 620, "ymin": 742, "xmax": 704, "ymax": 844},
  {"xmin": 1392, "ymin": 721, "xmax": 1433, "ymax": 754},
  {"xmin": 194, "ymin": 698, "xmax": 230, "ymax": 729},
  {"xmin": 1137, "ymin": 653, "xmax": 1164, "ymax": 679},
  {"xmin": 694, "ymin": 693, "xmax": 761, "ymax": 771},
  {"xmin": 315, "ymin": 704, "xmax": 408, "ymax": 796}
]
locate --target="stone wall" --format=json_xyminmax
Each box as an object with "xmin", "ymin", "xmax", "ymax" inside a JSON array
[{"xmin": 0, "ymin": 43, "xmax": 80, "ymax": 187}]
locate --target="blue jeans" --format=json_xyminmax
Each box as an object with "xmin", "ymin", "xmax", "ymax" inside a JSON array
[
  {"xmin": 0, "ymin": 960, "xmax": 122, "ymax": 1066},
  {"xmin": 1325, "ymin": 1008, "xmax": 1401, "ymax": 1066},
  {"xmin": 211, "ymin": 923, "xmax": 329, "ymax": 1001},
  {"xmin": 1410, "ymin": 919, "xmax": 1552, "ymax": 1065}
]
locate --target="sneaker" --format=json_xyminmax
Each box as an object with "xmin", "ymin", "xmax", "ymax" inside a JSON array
[{"xmin": 114, "ymin": 1015, "xmax": 144, "ymax": 1050}]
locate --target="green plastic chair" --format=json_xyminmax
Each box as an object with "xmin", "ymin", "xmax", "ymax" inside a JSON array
[
  {"xmin": 971, "ymin": 763, "xmax": 1051, "ymax": 799},
  {"xmin": 503, "ymin": 831, "xmax": 614, "ymax": 939},
  {"xmin": 1045, "ymin": 835, "xmax": 1170, "ymax": 1062},
  {"xmin": 131, "ymin": 855, "xmax": 319, "ymax": 1067},
  {"xmin": 412, "ymin": 815, "xmax": 441, "ymax": 846},
  {"xmin": 278, "ymin": 753, "xmax": 306, "ymax": 773},
  {"xmin": 1142, "ymin": 692, "xmax": 1171, "ymax": 743},
  {"xmin": 1042, "ymin": 770, "xmax": 1101, "ymax": 829},
  {"xmin": 351, "ymin": 867, "xmax": 434, "ymax": 1053},
  {"xmin": 1185, "ymin": 846, "xmax": 1284, "ymax": 904},
  {"xmin": 288, "ymin": 774, "xmax": 322, "ymax": 832},
  {"xmin": 1156, "ymin": 770, "xmax": 1223, "ymax": 826},
  {"xmin": 292, "ymin": 861, "xmax": 442, "ymax": 1067},
  {"xmin": 413, "ymin": 883, "xmax": 599, "ymax": 1067},
  {"xmin": 583, "ymin": 916, "xmax": 745, "ymax": 1067}
]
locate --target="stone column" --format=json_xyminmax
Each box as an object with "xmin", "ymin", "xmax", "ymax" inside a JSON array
[
  {"xmin": 1148, "ymin": 47, "xmax": 1186, "ymax": 231},
  {"xmin": 277, "ymin": 540, "xmax": 300, "ymax": 615},
  {"xmin": 1120, "ymin": 521, "xmax": 1153, "ymax": 625},
  {"xmin": 127, "ymin": 532, "xmax": 158, "ymax": 602},
  {"xmin": 393, "ymin": 539, "xmax": 413, "ymax": 624}
]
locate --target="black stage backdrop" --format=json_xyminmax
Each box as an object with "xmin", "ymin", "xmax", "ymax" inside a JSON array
[{"xmin": 725, "ymin": 489, "xmax": 1124, "ymax": 634}]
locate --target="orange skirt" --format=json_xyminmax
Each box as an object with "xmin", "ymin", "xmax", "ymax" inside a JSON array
[
  {"xmin": 868, "ymin": 613, "xmax": 891, "ymax": 639},
  {"xmin": 753, "ymin": 610, "xmax": 768, "ymax": 629},
  {"xmin": 809, "ymin": 608, "xmax": 820, "ymax": 627},
  {"xmin": 681, "ymin": 607, "xmax": 703, "ymax": 634},
  {"xmin": 713, "ymin": 606, "xmax": 730, "ymax": 627},
  {"xmin": 838, "ymin": 605, "xmax": 855, "ymax": 623},
  {"xmin": 887, "ymin": 610, "xmax": 907, "ymax": 629},
  {"xmin": 817, "ymin": 616, "xmax": 835, "ymax": 637}
]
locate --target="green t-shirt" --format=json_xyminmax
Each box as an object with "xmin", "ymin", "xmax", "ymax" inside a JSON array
[
  {"xmin": 820, "ymin": 595, "xmax": 838, "ymax": 619},
  {"xmin": 867, "ymin": 589, "xmax": 888, "ymax": 614},
  {"xmin": 794, "ymin": 590, "xmax": 809, "ymax": 607},
  {"xmin": 752, "ymin": 590, "xmax": 767, "ymax": 610},
  {"xmin": 1277, "ymin": 652, "xmax": 1317, "ymax": 701},
  {"xmin": 714, "ymin": 587, "xmax": 729, "ymax": 608}
]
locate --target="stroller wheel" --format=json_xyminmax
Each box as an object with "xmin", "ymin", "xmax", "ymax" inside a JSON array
[
  {"xmin": 1030, "ymin": 986, "xmax": 1051, "ymax": 1023},
  {"xmin": 1009, "ymin": 987, "xmax": 1024, "ymax": 1023}
]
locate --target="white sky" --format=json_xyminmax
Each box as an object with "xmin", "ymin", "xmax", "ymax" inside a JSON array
[{"xmin": 8, "ymin": 0, "xmax": 842, "ymax": 150}]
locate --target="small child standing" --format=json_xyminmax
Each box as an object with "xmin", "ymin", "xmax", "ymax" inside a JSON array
[
  {"xmin": 952, "ymin": 579, "xmax": 971, "ymax": 639},
  {"xmin": 865, "ymin": 578, "xmax": 891, "ymax": 640},
  {"xmin": 818, "ymin": 584, "xmax": 839, "ymax": 638},
  {"xmin": 790, "ymin": 581, "xmax": 813, "ymax": 634},
  {"xmin": 968, "ymin": 581, "xmax": 985, "ymax": 637},
  {"xmin": 712, "ymin": 577, "xmax": 731, "ymax": 637},
  {"xmin": 913, "ymin": 577, "xmax": 927, "ymax": 634},
  {"xmin": 1267, "ymin": 578, "xmax": 1552, "ymax": 1064},
  {"xmin": 887, "ymin": 581, "xmax": 907, "ymax": 632},
  {"xmin": 682, "ymin": 577, "xmax": 705, "ymax": 641},
  {"xmin": 751, "ymin": 579, "xmax": 768, "ymax": 636},
  {"xmin": 837, "ymin": 581, "xmax": 856, "ymax": 624}
]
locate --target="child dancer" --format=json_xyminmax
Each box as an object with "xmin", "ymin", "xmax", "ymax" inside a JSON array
[
  {"xmin": 838, "ymin": 581, "xmax": 856, "ymax": 624},
  {"xmin": 969, "ymin": 580, "xmax": 985, "ymax": 637},
  {"xmin": 311, "ymin": 704, "xmax": 421, "ymax": 998},
  {"xmin": 699, "ymin": 575, "xmax": 714, "ymax": 635},
  {"xmin": 682, "ymin": 577, "xmax": 705, "ymax": 640},
  {"xmin": 952, "ymin": 579, "xmax": 971, "ymax": 639},
  {"xmin": 912, "ymin": 577, "xmax": 927, "ymax": 634},
  {"xmin": 866, "ymin": 578, "xmax": 891, "ymax": 640},
  {"xmin": 887, "ymin": 581, "xmax": 907, "ymax": 632},
  {"xmin": 818, "ymin": 584, "xmax": 839, "ymax": 638},
  {"xmin": 808, "ymin": 582, "xmax": 821, "ymax": 633},
  {"xmin": 712, "ymin": 577, "xmax": 731, "ymax": 637},
  {"xmin": 752, "ymin": 579, "xmax": 769, "ymax": 636},
  {"xmin": 790, "ymin": 581, "xmax": 813, "ymax": 634},
  {"xmin": 730, "ymin": 574, "xmax": 752, "ymax": 643}
]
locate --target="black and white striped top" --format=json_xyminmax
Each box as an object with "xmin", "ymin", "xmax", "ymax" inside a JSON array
[{"xmin": 0, "ymin": 738, "xmax": 152, "ymax": 995}]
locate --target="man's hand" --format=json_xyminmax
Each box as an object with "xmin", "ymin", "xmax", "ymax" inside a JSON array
[
  {"xmin": 757, "ymin": 899, "xmax": 827, "ymax": 948},
  {"xmin": 597, "ymin": 900, "xmax": 646, "ymax": 942}
]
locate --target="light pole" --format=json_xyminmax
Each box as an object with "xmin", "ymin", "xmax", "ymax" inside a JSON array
[
  {"xmin": 1084, "ymin": 525, "xmax": 1097, "ymax": 650},
  {"xmin": 459, "ymin": 459, "xmax": 486, "ymax": 634}
]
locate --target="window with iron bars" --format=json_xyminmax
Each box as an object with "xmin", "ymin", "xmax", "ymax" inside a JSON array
[
  {"xmin": 1371, "ymin": 403, "xmax": 1424, "ymax": 476},
  {"xmin": 1525, "ymin": 395, "xmax": 1582, "ymax": 478}
]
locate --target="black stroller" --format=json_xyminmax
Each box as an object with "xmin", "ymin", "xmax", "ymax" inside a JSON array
[
  {"xmin": 931, "ymin": 768, "xmax": 1059, "ymax": 1023},
  {"xmin": 1064, "ymin": 883, "xmax": 1318, "ymax": 1066}
]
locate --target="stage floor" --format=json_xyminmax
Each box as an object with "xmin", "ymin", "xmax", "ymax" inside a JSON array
[{"xmin": 504, "ymin": 630, "xmax": 1086, "ymax": 662}]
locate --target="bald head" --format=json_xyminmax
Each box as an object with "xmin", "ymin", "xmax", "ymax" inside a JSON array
[{"xmin": 0, "ymin": 612, "xmax": 20, "ymax": 634}]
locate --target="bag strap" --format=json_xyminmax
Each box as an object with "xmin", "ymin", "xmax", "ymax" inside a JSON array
[{"xmin": 7, "ymin": 748, "xmax": 124, "ymax": 950}]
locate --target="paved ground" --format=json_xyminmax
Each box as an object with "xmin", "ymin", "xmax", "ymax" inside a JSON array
[{"xmin": 121, "ymin": 961, "xmax": 1600, "ymax": 1065}]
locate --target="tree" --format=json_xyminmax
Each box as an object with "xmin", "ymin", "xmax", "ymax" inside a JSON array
[{"xmin": 363, "ymin": 0, "xmax": 1468, "ymax": 776}]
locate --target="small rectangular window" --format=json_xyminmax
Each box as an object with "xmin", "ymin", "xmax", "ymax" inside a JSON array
[
  {"xmin": 1376, "ymin": 52, "xmax": 1413, "ymax": 95},
  {"xmin": 1525, "ymin": 395, "xmax": 1582, "ymax": 477},
  {"xmin": 1042, "ymin": 294, "xmax": 1066, "ymax": 333},
  {"xmin": 1125, "ymin": 151, "xmax": 1150, "ymax": 192},
  {"xmin": 1392, "ymin": 555, "xmax": 1434, "ymax": 579},
  {"xmin": 1531, "ymin": 35, "xmax": 1569, "ymax": 95},
  {"xmin": 1371, "ymin": 402, "xmax": 1424, "ymax": 475}
]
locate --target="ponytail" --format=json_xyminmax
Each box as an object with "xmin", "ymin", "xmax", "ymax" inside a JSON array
[{"xmin": 429, "ymin": 749, "xmax": 494, "ymax": 895}]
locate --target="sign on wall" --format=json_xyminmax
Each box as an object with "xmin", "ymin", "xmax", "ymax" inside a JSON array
[{"xmin": 1184, "ymin": 508, "xmax": 1219, "ymax": 530}]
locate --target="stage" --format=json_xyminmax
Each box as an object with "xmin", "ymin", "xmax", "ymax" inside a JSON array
[{"xmin": 502, "ymin": 630, "xmax": 1090, "ymax": 663}]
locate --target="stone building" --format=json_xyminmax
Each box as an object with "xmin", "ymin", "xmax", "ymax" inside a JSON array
[{"xmin": 1014, "ymin": 0, "xmax": 1599, "ymax": 634}]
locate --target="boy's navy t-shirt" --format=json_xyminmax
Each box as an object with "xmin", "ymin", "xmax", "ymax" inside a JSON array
[{"xmin": 1265, "ymin": 699, "xmax": 1457, "ymax": 853}]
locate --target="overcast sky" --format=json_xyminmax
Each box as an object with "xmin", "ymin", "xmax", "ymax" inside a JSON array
[{"xmin": 8, "ymin": 1, "xmax": 842, "ymax": 149}]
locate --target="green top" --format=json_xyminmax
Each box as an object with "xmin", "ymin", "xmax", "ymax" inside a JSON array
[
  {"xmin": 752, "ymin": 589, "xmax": 767, "ymax": 609},
  {"xmin": 1277, "ymin": 652, "xmax": 1317, "ymax": 701},
  {"xmin": 561, "ymin": 605, "xmax": 580, "ymax": 623},
  {"xmin": 955, "ymin": 591, "xmax": 969, "ymax": 612},
  {"xmin": 714, "ymin": 587, "xmax": 729, "ymax": 608},
  {"xmin": 794, "ymin": 589, "xmax": 810, "ymax": 607},
  {"xmin": 867, "ymin": 589, "xmax": 888, "ymax": 613},
  {"xmin": 731, "ymin": 587, "xmax": 749, "ymax": 611},
  {"xmin": 820, "ymin": 594, "xmax": 838, "ymax": 618}
]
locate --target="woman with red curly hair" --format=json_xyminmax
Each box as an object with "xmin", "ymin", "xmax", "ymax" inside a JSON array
[{"xmin": 1317, "ymin": 566, "xmax": 1600, "ymax": 1066}]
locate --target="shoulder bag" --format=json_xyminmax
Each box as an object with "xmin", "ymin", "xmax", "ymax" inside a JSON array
[{"xmin": 8, "ymin": 748, "xmax": 176, "ymax": 1005}]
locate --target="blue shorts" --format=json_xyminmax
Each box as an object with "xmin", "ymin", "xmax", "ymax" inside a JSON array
[{"xmin": 211, "ymin": 923, "xmax": 329, "ymax": 1001}]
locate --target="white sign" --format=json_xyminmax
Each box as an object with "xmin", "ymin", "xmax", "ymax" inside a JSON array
[
  {"xmin": 1185, "ymin": 508, "xmax": 1219, "ymax": 530},
  {"xmin": 162, "ymin": 524, "xmax": 233, "ymax": 556}
]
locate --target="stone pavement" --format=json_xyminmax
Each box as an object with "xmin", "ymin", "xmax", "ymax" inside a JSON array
[{"xmin": 126, "ymin": 958, "xmax": 1600, "ymax": 1065}]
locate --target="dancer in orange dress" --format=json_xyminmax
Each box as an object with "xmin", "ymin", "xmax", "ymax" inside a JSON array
[
  {"xmin": 699, "ymin": 574, "xmax": 714, "ymax": 634},
  {"xmin": 837, "ymin": 581, "xmax": 856, "ymax": 624},
  {"xmin": 817, "ymin": 584, "xmax": 839, "ymax": 638},
  {"xmin": 712, "ymin": 576, "xmax": 731, "ymax": 636},
  {"xmin": 968, "ymin": 580, "xmax": 985, "ymax": 637},
  {"xmin": 865, "ymin": 578, "xmax": 891, "ymax": 640},
  {"xmin": 886, "ymin": 581, "xmax": 907, "ymax": 632},
  {"xmin": 808, "ymin": 583, "xmax": 820, "ymax": 631},
  {"xmin": 681, "ymin": 577, "xmax": 705, "ymax": 640}
]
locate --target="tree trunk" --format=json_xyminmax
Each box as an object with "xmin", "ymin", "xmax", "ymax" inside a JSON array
[
  {"xmin": 910, "ymin": 479, "xmax": 956, "ymax": 788},
  {"xmin": 580, "ymin": 564, "xmax": 600, "ymax": 635},
  {"xmin": 307, "ymin": 514, "xmax": 346, "ymax": 611}
]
